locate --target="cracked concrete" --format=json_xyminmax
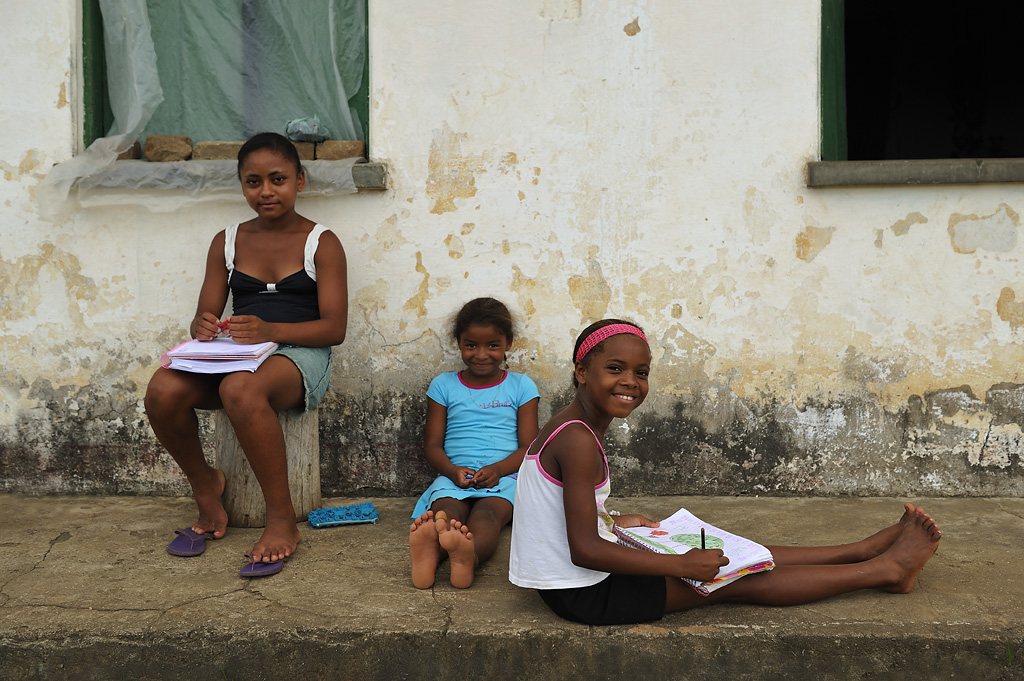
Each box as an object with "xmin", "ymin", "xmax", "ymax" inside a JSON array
[{"xmin": 1, "ymin": 494, "xmax": 1023, "ymax": 680}]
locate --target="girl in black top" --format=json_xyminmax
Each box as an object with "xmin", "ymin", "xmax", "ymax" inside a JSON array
[{"xmin": 145, "ymin": 132, "xmax": 348, "ymax": 576}]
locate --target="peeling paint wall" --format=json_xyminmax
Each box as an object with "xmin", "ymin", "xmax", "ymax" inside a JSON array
[{"xmin": 3, "ymin": 1, "xmax": 1024, "ymax": 498}]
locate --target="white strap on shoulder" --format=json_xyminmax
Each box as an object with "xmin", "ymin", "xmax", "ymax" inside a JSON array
[
  {"xmin": 223, "ymin": 223, "xmax": 239, "ymax": 281},
  {"xmin": 303, "ymin": 224, "xmax": 330, "ymax": 281}
]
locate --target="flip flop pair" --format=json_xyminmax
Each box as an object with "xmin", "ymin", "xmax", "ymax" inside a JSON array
[
  {"xmin": 239, "ymin": 552, "xmax": 286, "ymax": 578},
  {"xmin": 168, "ymin": 529, "xmax": 286, "ymax": 576},
  {"xmin": 166, "ymin": 527, "xmax": 219, "ymax": 557}
]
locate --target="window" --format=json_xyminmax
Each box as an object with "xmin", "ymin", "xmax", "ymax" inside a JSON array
[
  {"xmin": 37, "ymin": 0, "xmax": 376, "ymax": 220},
  {"xmin": 821, "ymin": 1, "xmax": 1024, "ymax": 162},
  {"xmin": 81, "ymin": 0, "xmax": 369, "ymax": 148}
]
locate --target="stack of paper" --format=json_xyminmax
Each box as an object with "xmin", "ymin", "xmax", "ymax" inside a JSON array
[
  {"xmin": 613, "ymin": 507, "xmax": 775, "ymax": 595},
  {"xmin": 160, "ymin": 337, "xmax": 279, "ymax": 374}
]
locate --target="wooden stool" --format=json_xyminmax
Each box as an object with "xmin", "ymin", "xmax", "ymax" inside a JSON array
[{"xmin": 214, "ymin": 408, "xmax": 322, "ymax": 528}]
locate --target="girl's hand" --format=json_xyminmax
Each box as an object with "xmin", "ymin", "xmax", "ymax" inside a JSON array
[
  {"xmin": 677, "ymin": 549, "xmax": 729, "ymax": 583},
  {"xmin": 449, "ymin": 467, "xmax": 477, "ymax": 488},
  {"xmin": 226, "ymin": 315, "xmax": 272, "ymax": 344},
  {"xmin": 612, "ymin": 514, "xmax": 659, "ymax": 529},
  {"xmin": 193, "ymin": 312, "xmax": 223, "ymax": 341},
  {"xmin": 469, "ymin": 465, "xmax": 500, "ymax": 489}
]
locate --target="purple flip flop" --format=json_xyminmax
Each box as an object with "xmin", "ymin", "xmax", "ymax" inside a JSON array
[
  {"xmin": 167, "ymin": 527, "xmax": 217, "ymax": 557},
  {"xmin": 238, "ymin": 553, "xmax": 286, "ymax": 578}
]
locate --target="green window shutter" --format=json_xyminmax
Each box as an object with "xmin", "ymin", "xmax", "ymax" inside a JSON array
[
  {"xmin": 82, "ymin": 0, "xmax": 114, "ymax": 147},
  {"xmin": 352, "ymin": 0, "xmax": 369, "ymax": 143},
  {"xmin": 820, "ymin": 0, "xmax": 847, "ymax": 161}
]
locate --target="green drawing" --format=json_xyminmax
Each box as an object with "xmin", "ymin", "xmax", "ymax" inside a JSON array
[{"xmin": 671, "ymin": 533, "xmax": 724, "ymax": 550}]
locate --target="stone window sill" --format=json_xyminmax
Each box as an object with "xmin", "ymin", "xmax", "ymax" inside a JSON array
[
  {"xmin": 77, "ymin": 160, "xmax": 387, "ymax": 196},
  {"xmin": 806, "ymin": 159, "xmax": 1024, "ymax": 187}
]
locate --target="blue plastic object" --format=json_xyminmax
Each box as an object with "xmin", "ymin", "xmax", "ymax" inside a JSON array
[{"xmin": 307, "ymin": 501, "xmax": 379, "ymax": 528}]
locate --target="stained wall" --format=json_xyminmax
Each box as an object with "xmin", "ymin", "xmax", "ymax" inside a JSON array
[{"xmin": 2, "ymin": 1, "xmax": 1022, "ymax": 497}]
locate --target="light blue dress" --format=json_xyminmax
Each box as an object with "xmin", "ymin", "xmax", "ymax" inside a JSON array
[{"xmin": 411, "ymin": 371, "xmax": 540, "ymax": 517}]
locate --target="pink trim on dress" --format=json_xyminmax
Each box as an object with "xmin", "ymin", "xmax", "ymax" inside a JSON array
[{"xmin": 525, "ymin": 420, "xmax": 609, "ymax": 489}]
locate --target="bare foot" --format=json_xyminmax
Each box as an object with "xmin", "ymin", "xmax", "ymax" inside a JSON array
[
  {"xmin": 880, "ymin": 509, "xmax": 941, "ymax": 593},
  {"xmin": 410, "ymin": 511, "xmax": 441, "ymax": 589},
  {"xmin": 190, "ymin": 467, "xmax": 228, "ymax": 539},
  {"xmin": 437, "ymin": 514, "xmax": 476, "ymax": 589},
  {"xmin": 850, "ymin": 502, "xmax": 920, "ymax": 561},
  {"xmin": 250, "ymin": 516, "xmax": 301, "ymax": 563}
]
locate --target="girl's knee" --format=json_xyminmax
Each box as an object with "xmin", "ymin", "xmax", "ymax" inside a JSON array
[
  {"xmin": 144, "ymin": 372, "xmax": 184, "ymax": 414},
  {"xmin": 218, "ymin": 373, "xmax": 269, "ymax": 411},
  {"xmin": 142, "ymin": 387, "xmax": 162, "ymax": 417},
  {"xmin": 468, "ymin": 502, "xmax": 513, "ymax": 528},
  {"xmin": 217, "ymin": 373, "xmax": 243, "ymax": 403},
  {"xmin": 431, "ymin": 498, "xmax": 470, "ymax": 521}
]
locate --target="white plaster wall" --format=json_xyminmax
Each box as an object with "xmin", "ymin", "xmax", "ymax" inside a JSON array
[
  {"xmin": 365, "ymin": 2, "xmax": 819, "ymax": 377},
  {"xmin": 2, "ymin": 0, "xmax": 1023, "ymax": 494},
  {"xmin": 365, "ymin": 1, "xmax": 1024, "ymax": 403}
]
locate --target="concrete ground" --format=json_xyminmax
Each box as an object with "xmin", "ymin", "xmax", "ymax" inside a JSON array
[{"xmin": 1, "ymin": 494, "xmax": 1022, "ymax": 681}]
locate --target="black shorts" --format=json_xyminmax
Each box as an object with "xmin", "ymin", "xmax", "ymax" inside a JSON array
[{"xmin": 538, "ymin": 573, "xmax": 667, "ymax": 625}]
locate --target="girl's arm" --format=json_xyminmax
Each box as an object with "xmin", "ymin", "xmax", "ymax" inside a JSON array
[
  {"xmin": 190, "ymin": 231, "xmax": 231, "ymax": 341},
  {"xmin": 226, "ymin": 231, "xmax": 349, "ymax": 347},
  {"xmin": 424, "ymin": 398, "xmax": 474, "ymax": 488},
  {"xmin": 471, "ymin": 396, "xmax": 540, "ymax": 488},
  {"xmin": 554, "ymin": 425, "xmax": 727, "ymax": 582}
]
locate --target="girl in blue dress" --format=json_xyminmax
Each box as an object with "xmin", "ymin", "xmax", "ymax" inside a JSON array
[{"xmin": 409, "ymin": 298, "xmax": 539, "ymax": 588}]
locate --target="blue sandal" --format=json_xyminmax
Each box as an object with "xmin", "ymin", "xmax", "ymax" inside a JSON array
[
  {"xmin": 238, "ymin": 553, "xmax": 286, "ymax": 578},
  {"xmin": 166, "ymin": 528, "xmax": 217, "ymax": 557}
]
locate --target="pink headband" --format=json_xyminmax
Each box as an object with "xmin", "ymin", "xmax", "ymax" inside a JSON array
[{"xmin": 575, "ymin": 324, "xmax": 649, "ymax": 363}]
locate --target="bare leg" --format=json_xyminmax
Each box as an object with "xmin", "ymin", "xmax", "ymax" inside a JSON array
[
  {"xmin": 427, "ymin": 499, "xmax": 476, "ymax": 587},
  {"xmin": 145, "ymin": 368, "xmax": 228, "ymax": 538},
  {"xmin": 437, "ymin": 514, "xmax": 476, "ymax": 589},
  {"xmin": 463, "ymin": 497, "xmax": 513, "ymax": 565},
  {"xmin": 219, "ymin": 357, "xmax": 304, "ymax": 563},
  {"xmin": 430, "ymin": 498, "xmax": 471, "ymax": 527},
  {"xmin": 665, "ymin": 509, "xmax": 941, "ymax": 614},
  {"xmin": 770, "ymin": 503, "xmax": 924, "ymax": 566},
  {"xmin": 410, "ymin": 511, "xmax": 441, "ymax": 589}
]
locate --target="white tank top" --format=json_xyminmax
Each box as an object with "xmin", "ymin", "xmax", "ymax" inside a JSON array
[{"xmin": 509, "ymin": 420, "xmax": 617, "ymax": 590}]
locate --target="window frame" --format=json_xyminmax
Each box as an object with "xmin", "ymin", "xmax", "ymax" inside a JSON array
[
  {"xmin": 814, "ymin": 0, "xmax": 1024, "ymax": 187},
  {"xmin": 819, "ymin": 0, "xmax": 846, "ymax": 164},
  {"xmin": 82, "ymin": 0, "xmax": 113, "ymax": 149}
]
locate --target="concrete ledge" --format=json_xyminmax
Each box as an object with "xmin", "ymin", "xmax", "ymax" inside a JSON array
[
  {"xmin": 352, "ymin": 161, "xmax": 386, "ymax": 189},
  {"xmin": 807, "ymin": 158, "xmax": 1024, "ymax": 187},
  {"xmin": 1, "ymin": 495, "xmax": 1021, "ymax": 680},
  {"xmin": 76, "ymin": 159, "xmax": 386, "ymax": 194}
]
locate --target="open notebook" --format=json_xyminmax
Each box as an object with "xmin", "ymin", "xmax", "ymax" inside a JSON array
[
  {"xmin": 613, "ymin": 507, "xmax": 774, "ymax": 595},
  {"xmin": 160, "ymin": 337, "xmax": 279, "ymax": 374}
]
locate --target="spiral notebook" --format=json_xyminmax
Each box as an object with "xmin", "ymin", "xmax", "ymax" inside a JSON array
[{"xmin": 613, "ymin": 507, "xmax": 774, "ymax": 595}]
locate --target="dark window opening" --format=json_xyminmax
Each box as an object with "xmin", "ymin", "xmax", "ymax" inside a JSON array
[{"xmin": 826, "ymin": 1, "xmax": 1024, "ymax": 161}]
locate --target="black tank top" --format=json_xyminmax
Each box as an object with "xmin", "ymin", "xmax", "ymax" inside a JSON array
[
  {"xmin": 225, "ymin": 223, "xmax": 327, "ymax": 324},
  {"xmin": 230, "ymin": 268, "xmax": 320, "ymax": 323}
]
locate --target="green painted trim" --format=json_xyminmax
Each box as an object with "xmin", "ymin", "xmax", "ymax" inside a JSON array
[
  {"xmin": 820, "ymin": 0, "xmax": 847, "ymax": 161},
  {"xmin": 81, "ymin": 0, "xmax": 112, "ymax": 147},
  {"xmin": 351, "ymin": 0, "xmax": 370, "ymax": 146}
]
